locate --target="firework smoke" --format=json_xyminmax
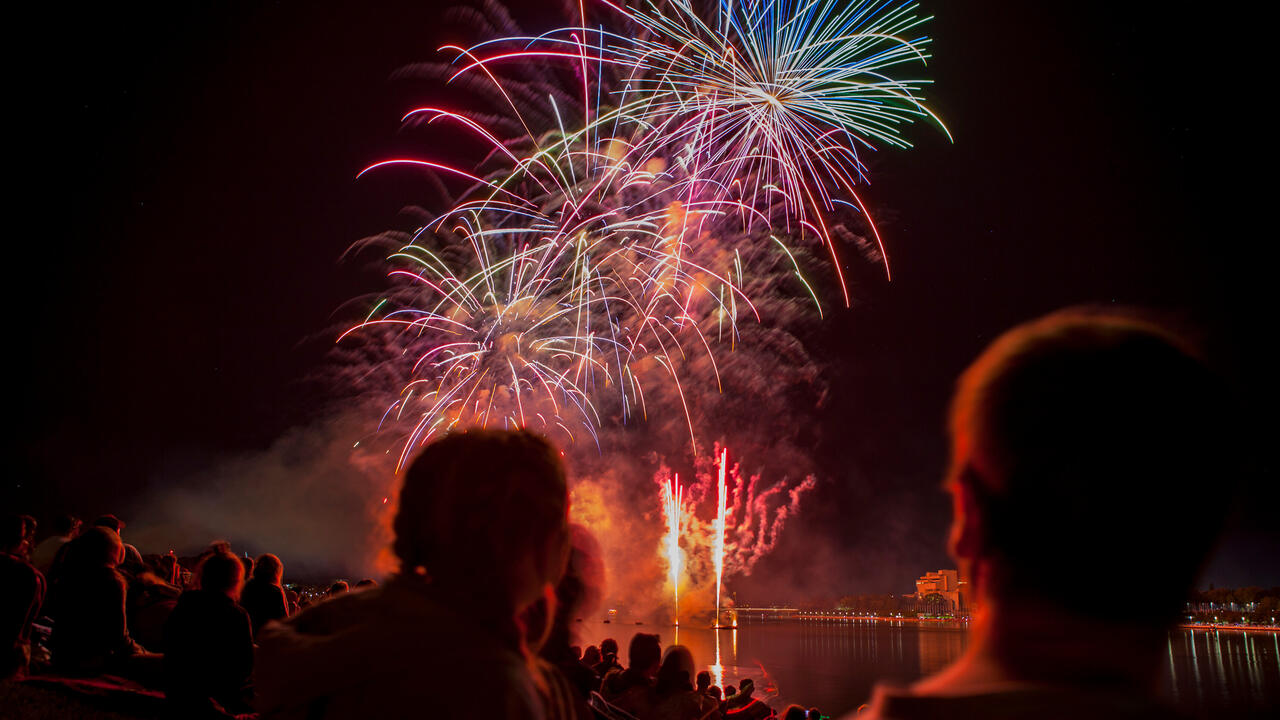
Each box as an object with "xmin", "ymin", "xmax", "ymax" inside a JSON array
[
  {"xmin": 127, "ymin": 411, "xmax": 399, "ymax": 580},
  {"xmin": 324, "ymin": 0, "xmax": 945, "ymax": 610}
]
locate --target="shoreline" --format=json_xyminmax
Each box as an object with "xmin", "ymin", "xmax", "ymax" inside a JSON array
[
  {"xmin": 1179, "ymin": 623, "xmax": 1280, "ymax": 634},
  {"xmin": 741, "ymin": 614, "xmax": 1280, "ymax": 634}
]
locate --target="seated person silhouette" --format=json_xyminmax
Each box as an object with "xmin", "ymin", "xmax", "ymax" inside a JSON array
[{"xmin": 255, "ymin": 429, "xmax": 572, "ymax": 719}]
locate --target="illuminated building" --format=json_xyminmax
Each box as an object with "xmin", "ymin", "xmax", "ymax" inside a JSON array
[{"xmin": 914, "ymin": 569, "xmax": 968, "ymax": 614}]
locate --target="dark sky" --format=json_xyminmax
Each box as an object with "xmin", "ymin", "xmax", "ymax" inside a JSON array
[{"xmin": 9, "ymin": 0, "xmax": 1275, "ymax": 593}]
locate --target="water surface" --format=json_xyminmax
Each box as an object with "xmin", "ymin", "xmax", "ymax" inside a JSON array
[{"xmin": 574, "ymin": 619, "xmax": 1279, "ymax": 718}]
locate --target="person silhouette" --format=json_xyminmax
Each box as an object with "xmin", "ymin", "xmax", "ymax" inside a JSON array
[
  {"xmin": 851, "ymin": 308, "xmax": 1235, "ymax": 720},
  {"xmin": 163, "ymin": 545, "xmax": 254, "ymax": 716},
  {"xmin": 241, "ymin": 553, "xmax": 289, "ymax": 636},
  {"xmin": 2, "ymin": 513, "xmax": 45, "ymax": 679},
  {"xmin": 255, "ymin": 429, "xmax": 572, "ymax": 719}
]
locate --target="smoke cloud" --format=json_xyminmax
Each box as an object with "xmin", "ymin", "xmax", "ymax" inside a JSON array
[{"xmin": 128, "ymin": 411, "xmax": 398, "ymax": 582}]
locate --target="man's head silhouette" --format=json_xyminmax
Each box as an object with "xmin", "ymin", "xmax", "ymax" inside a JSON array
[
  {"xmin": 853, "ymin": 309, "xmax": 1239, "ymax": 719},
  {"xmin": 947, "ymin": 308, "xmax": 1233, "ymax": 630}
]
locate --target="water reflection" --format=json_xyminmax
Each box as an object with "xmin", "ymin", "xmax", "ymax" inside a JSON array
[
  {"xmin": 918, "ymin": 625, "xmax": 966, "ymax": 675},
  {"xmin": 575, "ymin": 620, "xmax": 1278, "ymax": 717},
  {"xmin": 1164, "ymin": 628, "xmax": 1280, "ymax": 715}
]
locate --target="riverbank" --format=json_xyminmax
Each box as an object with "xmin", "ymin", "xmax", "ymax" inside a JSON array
[{"xmin": 1180, "ymin": 623, "xmax": 1280, "ymax": 634}]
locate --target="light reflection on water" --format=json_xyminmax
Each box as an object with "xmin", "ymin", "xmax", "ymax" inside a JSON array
[
  {"xmin": 1165, "ymin": 627, "xmax": 1280, "ymax": 716},
  {"xmin": 574, "ymin": 619, "xmax": 1280, "ymax": 718}
]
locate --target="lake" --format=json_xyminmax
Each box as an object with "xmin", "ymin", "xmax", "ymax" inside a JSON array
[{"xmin": 573, "ymin": 619, "xmax": 1280, "ymax": 718}]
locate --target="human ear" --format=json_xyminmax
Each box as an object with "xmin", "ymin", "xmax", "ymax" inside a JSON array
[{"xmin": 947, "ymin": 464, "xmax": 983, "ymax": 566}]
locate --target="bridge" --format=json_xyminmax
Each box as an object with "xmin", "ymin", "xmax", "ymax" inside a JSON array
[
  {"xmin": 728, "ymin": 607, "xmax": 956, "ymax": 622},
  {"xmin": 731, "ymin": 606, "xmax": 800, "ymax": 620}
]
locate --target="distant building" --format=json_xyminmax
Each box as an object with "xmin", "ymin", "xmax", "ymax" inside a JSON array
[{"xmin": 914, "ymin": 569, "xmax": 968, "ymax": 614}]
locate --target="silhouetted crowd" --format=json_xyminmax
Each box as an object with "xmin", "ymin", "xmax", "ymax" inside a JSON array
[
  {"xmin": 2, "ymin": 506, "xmax": 815, "ymax": 719},
  {"xmin": 4, "ymin": 506, "xmax": 798, "ymax": 720},
  {"xmin": 3, "ymin": 512, "xmax": 310, "ymax": 717},
  {"xmin": 554, "ymin": 633, "xmax": 821, "ymax": 720},
  {"xmin": 3, "ymin": 308, "xmax": 1241, "ymax": 720}
]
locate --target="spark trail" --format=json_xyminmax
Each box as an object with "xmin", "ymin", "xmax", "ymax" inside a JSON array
[
  {"xmin": 653, "ymin": 443, "xmax": 815, "ymax": 623},
  {"xmin": 715, "ymin": 446, "xmax": 728, "ymax": 627},
  {"xmin": 661, "ymin": 472, "xmax": 685, "ymax": 625}
]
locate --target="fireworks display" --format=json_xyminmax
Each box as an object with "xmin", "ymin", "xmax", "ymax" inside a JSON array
[
  {"xmin": 654, "ymin": 444, "xmax": 816, "ymax": 622},
  {"xmin": 340, "ymin": 0, "xmax": 945, "ymax": 620}
]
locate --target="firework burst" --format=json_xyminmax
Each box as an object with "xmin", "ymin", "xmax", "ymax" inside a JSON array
[
  {"xmin": 342, "ymin": 0, "xmax": 944, "ymax": 483},
  {"xmin": 463, "ymin": 0, "xmax": 949, "ymax": 295},
  {"xmin": 339, "ymin": 210, "xmax": 632, "ymax": 468},
  {"xmin": 614, "ymin": 0, "xmax": 949, "ymax": 289}
]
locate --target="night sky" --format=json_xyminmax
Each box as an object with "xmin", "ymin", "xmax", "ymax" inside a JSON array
[{"xmin": 9, "ymin": 0, "xmax": 1276, "ymax": 595}]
